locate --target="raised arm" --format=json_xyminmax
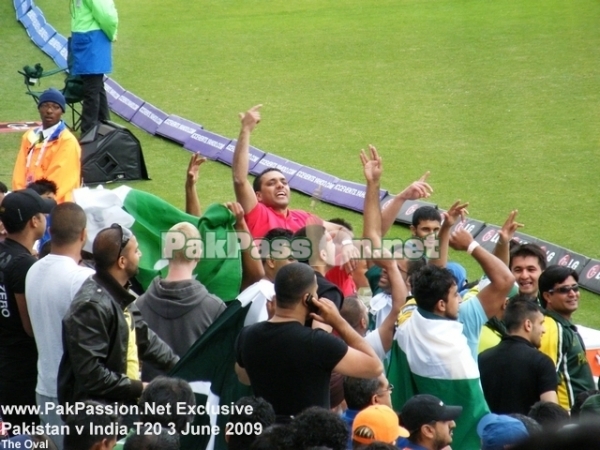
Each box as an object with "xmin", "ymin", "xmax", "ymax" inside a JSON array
[
  {"xmin": 450, "ymin": 229, "xmax": 515, "ymax": 319},
  {"xmin": 373, "ymin": 252, "xmax": 408, "ymax": 354},
  {"xmin": 430, "ymin": 200, "xmax": 469, "ymax": 268},
  {"xmin": 232, "ymin": 105, "xmax": 262, "ymax": 215},
  {"xmin": 226, "ymin": 202, "xmax": 265, "ymax": 291},
  {"xmin": 492, "ymin": 210, "xmax": 523, "ymax": 266},
  {"xmin": 185, "ymin": 154, "xmax": 206, "ymax": 217},
  {"xmin": 361, "ymin": 145, "xmax": 383, "ymax": 251},
  {"xmin": 381, "ymin": 171, "xmax": 433, "ymax": 237}
]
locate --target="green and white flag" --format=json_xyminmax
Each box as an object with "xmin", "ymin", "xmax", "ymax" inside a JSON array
[
  {"xmin": 170, "ymin": 288, "xmax": 269, "ymax": 450},
  {"xmin": 389, "ymin": 309, "xmax": 489, "ymax": 450},
  {"xmin": 74, "ymin": 186, "xmax": 242, "ymax": 301}
]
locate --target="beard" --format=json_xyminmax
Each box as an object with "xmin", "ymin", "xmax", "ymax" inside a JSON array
[{"xmin": 124, "ymin": 259, "xmax": 139, "ymax": 279}]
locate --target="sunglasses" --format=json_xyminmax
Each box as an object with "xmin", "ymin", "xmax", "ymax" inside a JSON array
[
  {"xmin": 548, "ymin": 284, "xmax": 579, "ymax": 295},
  {"xmin": 110, "ymin": 223, "xmax": 132, "ymax": 262}
]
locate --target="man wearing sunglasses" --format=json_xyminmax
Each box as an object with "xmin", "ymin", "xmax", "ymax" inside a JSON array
[
  {"xmin": 538, "ymin": 265, "xmax": 595, "ymax": 410},
  {"xmin": 58, "ymin": 224, "xmax": 178, "ymax": 410}
]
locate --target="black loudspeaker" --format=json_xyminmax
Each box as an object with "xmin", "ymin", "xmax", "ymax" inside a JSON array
[{"xmin": 80, "ymin": 120, "xmax": 150, "ymax": 184}]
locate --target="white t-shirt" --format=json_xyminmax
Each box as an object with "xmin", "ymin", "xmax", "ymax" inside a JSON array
[
  {"xmin": 365, "ymin": 330, "xmax": 386, "ymax": 361},
  {"xmin": 238, "ymin": 279, "xmax": 275, "ymax": 327},
  {"xmin": 370, "ymin": 292, "xmax": 392, "ymax": 329},
  {"xmin": 25, "ymin": 254, "xmax": 94, "ymax": 397}
]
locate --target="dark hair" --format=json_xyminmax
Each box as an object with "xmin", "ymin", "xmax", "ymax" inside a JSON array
[
  {"xmin": 39, "ymin": 239, "xmax": 52, "ymax": 259},
  {"xmin": 264, "ymin": 228, "xmax": 294, "ymax": 241},
  {"xmin": 92, "ymin": 226, "xmax": 122, "ymax": 270},
  {"xmin": 508, "ymin": 413, "xmax": 542, "ymax": 435},
  {"xmin": 539, "ymin": 266, "xmax": 579, "ymax": 294},
  {"xmin": 293, "ymin": 225, "xmax": 327, "ymax": 264},
  {"xmin": 509, "ymin": 244, "xmax": 547, "ymax": 272},
  {"xmin": 27, "ymin": 178, "xmax": 58, "ymax": 196},
  {"xmin": 253, "ymin": 168, "xmax": 285, "ymax": 192},
  {"xmin": 49, "ymin": 202, "xmax": 86, "ymax": 247},
  {"xmin": 292, "ymin": 407, "xmax": 348, "ymax": 450},
  {"xmin": 0, "ymin": 181, "xmax": 7, "ymax": 194},
  {"xmin": 63, "ymin": 400, "xmax": 118, "ymax": 450},
  {"xmin": 328, "ymin": 218, "xmax": 353, "ymax": 233},
  {"xmin": 412, "ymin": 265, "xmax": 456, "ymax": 312},
  {"xmin": 504, "ymin": 296, "xmax": 543, "ymax": 333},
  {"xmin": 249, "ymin": 424, "xmax": 294, "ymax": 450},
  {"xmin": 227, "ymin": 397, "xmax": 275, "ymax": 450},
  {"xmin": 274, "ymin": 263, "xmax": 316, "ymax": 308},
  {"xmin": 340, "ymin": 295, "xmax": 365, "ymax": 330},
  {"xmin": 261, "ymin": 228, "xmax": 294, "ymax": 263},
  {"xmin": 343, "ymin": 377, "xmax": 380, "ymax": 410},
  {"xmin": 528, "ymin": 401, "xmax": 570, "ymax": 431},
  {"xmin": 512, "ymin": 423, "xmax": 600, "ymax": 450},
  {"xmin": 571, "ymin": 390, "xmax": 600, "ymax": 418},
  {"xmin": 123, "ymin": 428, "xmax": 179, "ymax": 450},
  {"xmin": 139, "ymin": 376, "xmax": 195, "ymax": 432},
  {"xmin": 407, "ymin": 258, "xmax": 428, "ymax": 288},
  {"xmin": 408, "ymin": 429, "xmax": 423, "ymax": 446},
  {"xmin": 411, "ymin": 206, "xmax": 441, "ymax": 228},
  {"xmin": 538, "ymin": 266, "xmax": 579, "ymax": 308}
]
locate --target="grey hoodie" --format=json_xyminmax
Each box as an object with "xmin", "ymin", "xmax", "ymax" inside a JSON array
[{"xmin": 136, "ymin": 277, "xmax": 226, "ymax": 380}]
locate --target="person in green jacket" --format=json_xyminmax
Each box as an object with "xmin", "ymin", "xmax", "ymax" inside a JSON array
[{"xmin": 70, "ymin": 0, "xmax": 118, "ymax": 134}]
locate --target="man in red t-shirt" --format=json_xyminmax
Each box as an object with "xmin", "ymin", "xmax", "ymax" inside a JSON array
[{"xmin": 232, "ymin": 105, "xmax": 359, "ymax": 276}]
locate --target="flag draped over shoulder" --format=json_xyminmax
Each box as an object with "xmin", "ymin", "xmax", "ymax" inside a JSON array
[
  {"xmin": 75, "ymin": 186, "xmax": 242, "ymax": 301},
  {"xmin": 388, "ymin": 310, "xmax": 489, "ymax": 450}
]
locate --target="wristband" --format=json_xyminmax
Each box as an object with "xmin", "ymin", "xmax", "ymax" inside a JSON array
[
  {"xmin": 467, "ymin": 241, "xmax": 480, "ymax": 255},
  {"xmin": 342, "ymin": 239, "xmax": 353, "ymax": 246}
]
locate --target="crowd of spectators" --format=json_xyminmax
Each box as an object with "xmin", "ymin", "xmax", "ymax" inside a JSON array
[{"xmin": 0, "ymin": 104, "xmax": 599, "ymax": 450}]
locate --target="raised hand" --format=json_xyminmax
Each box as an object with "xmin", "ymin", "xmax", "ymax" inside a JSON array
[
  {"xmin": 498, "ymin": 210, "xmax": 524, "ymax": 245},
  {"xmin": 449, "ymin": 228, "xmax": 475, "ymax": 252},
  {"xmin": 398, "ymin": 171, "xmax": 433, "ymax": 201},
  {"xmin": 442, "ymin": 200, "xmax": 469, "ymax": 228},
  {"xmin": 186, "ymin": 154, "xmax": 207, "ymax": 185},
  {"xmin": 360, "ymin": 145, "xmax": 382, "ymax": 183},
  {"xmin": 239, "ymin": 104, "xmax": 262, "ymax": 132},
  {"xmin": 225, "ymin": 201, "xmax": 246, "ymax": 224}
]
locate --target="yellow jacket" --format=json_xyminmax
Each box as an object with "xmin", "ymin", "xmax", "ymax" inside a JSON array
[{"xmin": 12, "ymin": 122, "xmax": 81, "ymax": 203}]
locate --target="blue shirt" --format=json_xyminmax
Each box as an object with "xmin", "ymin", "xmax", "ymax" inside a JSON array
[
  {"xmin": 397, "ymin": 437, "xmax": 429, "ymax": 449},
  {"xmin": 458, "ymin": 296, "xmax": 487, "ymax": 360},
  {"xmin": 342, "ymin": 408, "xmax": 359, "ymax": 449}
]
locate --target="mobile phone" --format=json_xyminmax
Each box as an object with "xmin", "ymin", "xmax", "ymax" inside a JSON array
[{"xmin": 305, "ymin": 294, "xmax": 319, "ymax": 313}]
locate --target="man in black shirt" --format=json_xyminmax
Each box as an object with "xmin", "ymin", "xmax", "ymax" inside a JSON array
[
  {"xmin": 235, "ymin": 262, "xmax": 382, "ymax": 419},
  {"xmin": 0, "ymin": 189, "xmax": 55, "ymax": 427},
  {"xmin": 293, "ymin": 225, "xmax": 344, "ymax": 331},
  {"xmin": 478, "ymin": 296, "xmax": 558, "ymax": 415}
]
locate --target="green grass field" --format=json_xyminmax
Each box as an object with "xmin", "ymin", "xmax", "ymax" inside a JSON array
[{"xmin": 2, "ymin": 0, "xmax": 600, "ymax": 325}]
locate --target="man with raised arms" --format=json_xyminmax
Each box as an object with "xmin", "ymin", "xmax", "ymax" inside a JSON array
[{"xmin": 231, "ymin": 105, "xmax": 358, "ymax": 273}]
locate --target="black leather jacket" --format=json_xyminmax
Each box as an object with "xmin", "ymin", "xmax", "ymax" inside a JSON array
[{"xmin": 57, "ymin": 270, "xmax": 179, "ymax": 406}]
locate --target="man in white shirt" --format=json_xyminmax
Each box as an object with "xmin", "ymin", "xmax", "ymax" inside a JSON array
[
  {"xmin": 238, "ymin": 228, "xmax": 296, "ymax": 325},
  {"xmin": 26, "ymin": 202, "xmax": 94, "ymax": 450}
]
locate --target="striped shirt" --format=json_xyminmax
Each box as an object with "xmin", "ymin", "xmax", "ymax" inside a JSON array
[{"xmin": 539, "ymin": 310, "xmax": 595, "ymax": 410}]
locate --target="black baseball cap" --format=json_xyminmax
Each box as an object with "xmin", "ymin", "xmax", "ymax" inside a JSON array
[
  {"xmin": 400, "ymin": 394, "xmax": 463, "ymax": 433},
  {"xmin": 0, "ymin": 189, "xmax": 56, "ymax": 231}
]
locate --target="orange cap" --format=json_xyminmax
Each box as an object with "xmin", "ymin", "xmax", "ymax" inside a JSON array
[{"xmin": 352, "ymin": 405, "xmax": 410, "ymax": 445}]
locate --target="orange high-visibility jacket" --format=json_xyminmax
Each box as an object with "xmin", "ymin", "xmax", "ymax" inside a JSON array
[{"xmin": 12, "ymin": 122, "xmax": 81, "ymax": 203}]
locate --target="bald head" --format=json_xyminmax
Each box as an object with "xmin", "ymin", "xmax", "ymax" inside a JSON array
[
  {"xmin": 340, "ymin": 295, "xmax": 368, "ymax": 335},
  {"xmin": 49, "ymin": 202, "xmax": 86, "ymax": 247},
  {"xmin": 164, "ymin": 222, "xmax": 201, "ymax": 264}
]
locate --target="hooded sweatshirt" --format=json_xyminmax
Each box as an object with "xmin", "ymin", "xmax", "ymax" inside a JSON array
[{"xmin": 136, "ymin": 277, "xmax": 226, "ymax": 380}]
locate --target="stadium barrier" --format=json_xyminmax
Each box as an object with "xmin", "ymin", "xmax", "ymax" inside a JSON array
[{"xmin": 12, "ymin": 0, "xmax": 600, "ymax": 296}]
